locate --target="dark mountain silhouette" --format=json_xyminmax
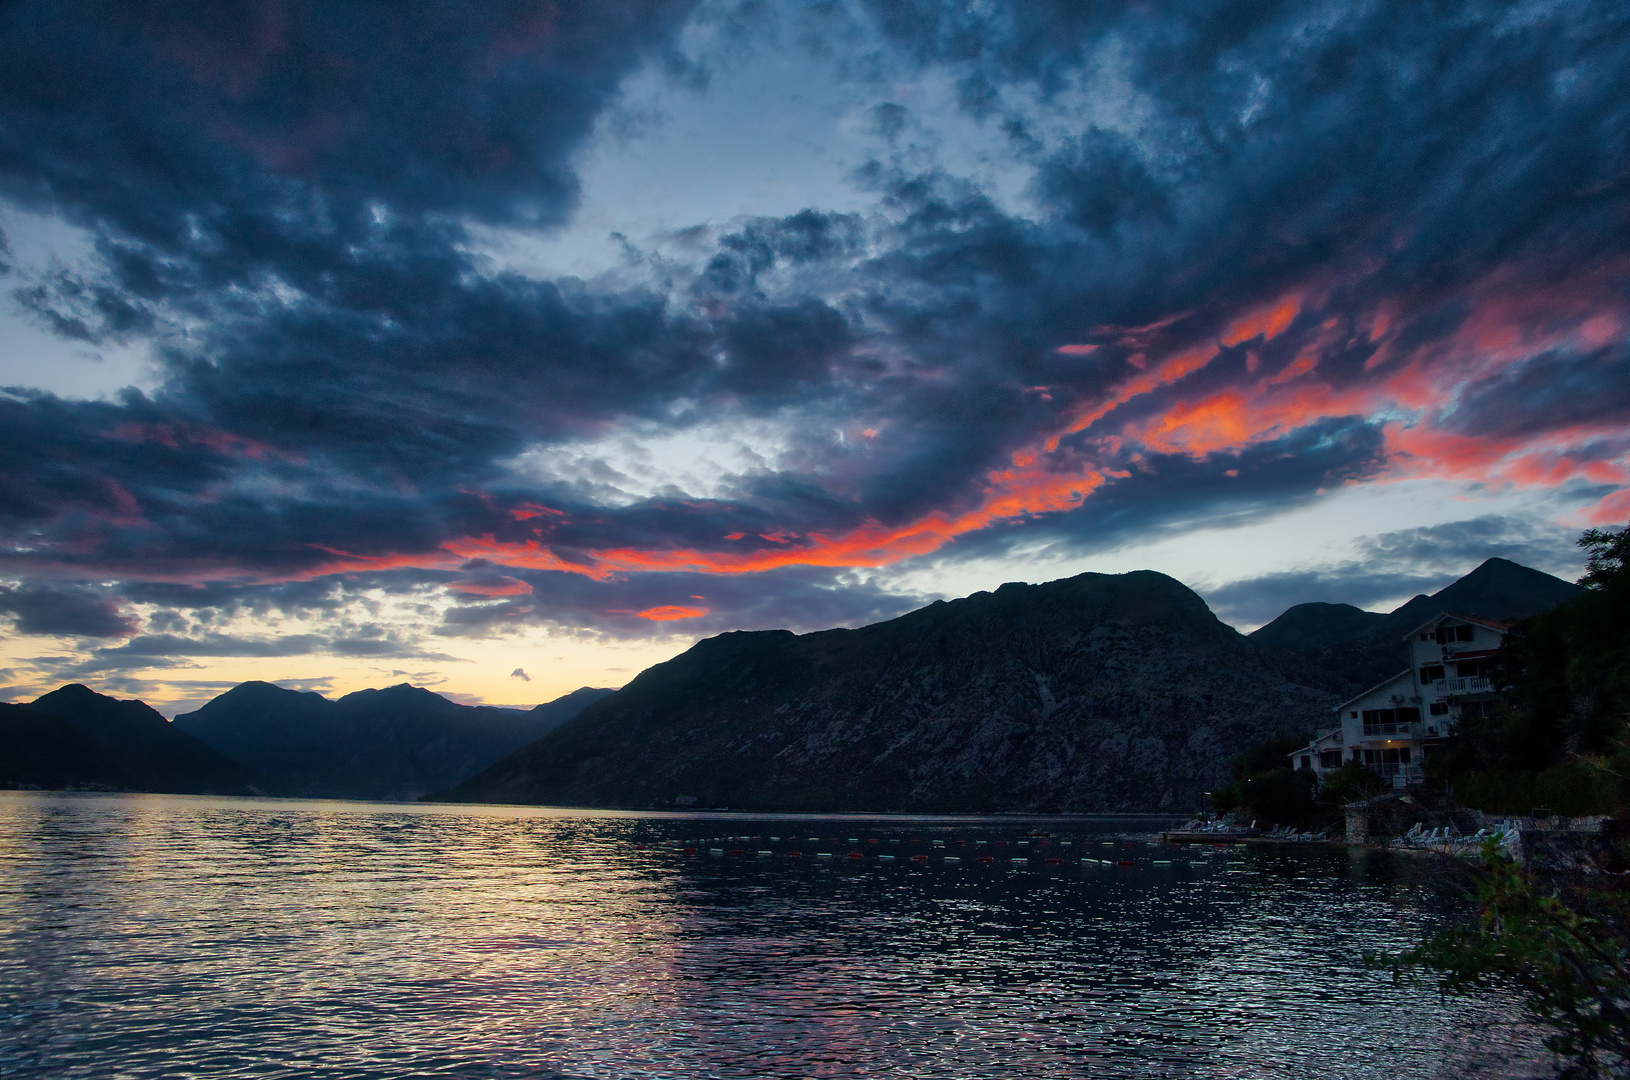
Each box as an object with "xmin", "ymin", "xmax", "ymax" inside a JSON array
[
  {"xmin": 5, "ymin": 684, "xmax": 267, "ymax": 794},
  {"xmin": 0, "ymin": 701, "xmax": 134, "ymax": 791},
  {"xmin": 1249, "ymin": 557, "xmax": 1581, "ymax": 694},
  {"xmin": 174, "ymin": 682, "xmax": 613, "ymax": 801},
  {"xmin": 433, "ymin": 570, "xmax": 1332, "ymax": 813}
]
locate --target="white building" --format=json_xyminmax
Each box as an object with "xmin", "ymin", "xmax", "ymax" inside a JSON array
[{"xmin": 1289, "ymin": 612, "xmax": 1507, "ymax": 788}]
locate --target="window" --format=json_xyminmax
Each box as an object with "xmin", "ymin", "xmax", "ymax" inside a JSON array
[
  {"xmin": 1435, "ymin": 626, "xmax": 1452, "ymax": 644},
  {"xmin": 1458, "ymin": 624, "xmax": 1475, "ymax": 641},
  {"xmin": 1319, "ymin": 750, "xmax": 1343, "ymax": 769},
  {"xmin": 1457, "ymin": 659, "xmax": 1488, "ymax": 678},
  {"xmin": 1363, "ymin": 747, "xmax": 1412, "ymax": 764},
  {"xmin": 1350, "ymin": 710, "xmax": 1358, "ymax": 718},
  {"xmin": 1420, "ymin": 633, "xmax": 1432, "ymax": 641},
  {"xmin": 1434, "ymin": 624, "xmax": 1477, "ymax": 644},
  {"xmin": 1429, "ymin": 702, "xmax": 1450, "ymax": 716},
  {"xmin": 1421, "ymin": 665, "xmax": 1446, "ymax": 683},
  {"xmin": 1300, "ymin": 756, "xmax": 1311, "ymax": 770}
]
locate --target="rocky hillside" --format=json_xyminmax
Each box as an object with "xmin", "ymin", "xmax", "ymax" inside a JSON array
[
  {"xmin": 175, "ymin": 682, "xmax": 613, "ymax": 801},
  {"xmin": 435, "ymin": 571, "xmax": 1332, "ymax": 813}
]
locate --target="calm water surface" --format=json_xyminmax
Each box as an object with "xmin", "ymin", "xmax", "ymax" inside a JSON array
[{"xmin": 0, "ymin": 793, "xmax": 1545, "ymax": 1079}]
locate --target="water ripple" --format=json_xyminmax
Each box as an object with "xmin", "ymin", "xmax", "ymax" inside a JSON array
[{"xmin": 0, "ymin": 793, "xmax": 1547, "ymax": 1079}]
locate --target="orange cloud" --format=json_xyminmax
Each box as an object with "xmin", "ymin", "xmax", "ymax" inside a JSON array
[
  {"xmin": 447, "ymin": 577, "xmax": 533, "ymax": 597},
  {"xmin": 635, "ymin": 604, "xmax": 709, "ymax": 621},
  {"xmin": 1220, "ymin": 294, "xmax": 1301, "ymax": 347},
  {"xmin": 288, "ymin": 277, "xmax": 1624, "ymax": 588}
]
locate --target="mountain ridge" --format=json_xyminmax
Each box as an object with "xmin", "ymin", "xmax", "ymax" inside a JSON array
[
  {"xmin": 4, "ymin": 684, "xmax": 268, "ymax": 795},
  {"xmin": 1248, "ymin": 557, "xmax": 1580, "ymax": 694},
  {"xmin": 434, "ymin": 570, "xmax": 1333, "ymax": 813},
  {"xmin": 174, "ymin": 682, "xmax": 614, "ymax": 800}
]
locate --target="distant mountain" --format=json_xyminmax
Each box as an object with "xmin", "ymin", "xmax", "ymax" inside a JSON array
[
  {"xmin": 1248, "ymin": 602, "xmax": 1387, "ymax": 653},
  {"xmin": 0, "ymin": 701, "xmax": 134, "ymax": 791},
  {"xmin": 3, "ymin": 684, "xmax": 268, "ymax": 795},
  {"xmin": 526, "ymin": 686, "xmax": 618, "ymax": 733},
  {"xmin": 433, "ymin": 570, "xmax": 1332, "ymax": 813},
  {"xmin": 1250, "ymin": 557, "xmax": 1581, "ymax": 694},
  {"xmin": 174, "ymin": 682, "xmax": 614, "ymax": 801}
]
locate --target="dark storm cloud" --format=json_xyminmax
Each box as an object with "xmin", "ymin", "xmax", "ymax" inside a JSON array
[
  {"xmin": 46, "ymin": 630, "xmax": 464, "ymax": 677},
  {"xmin": 0, "ymin": 583, "xmax": 137, "ymax": 638},
  {"xmin": 0, "ymin": 0, "xmax": 698, "ymax": 256},
  {"xmin": 0, "ymin": 0, "xmax": 1624, "ymax": 651},
  {"xmin": 929, "ymin": 414, "xmax": 1391, "ymax": 567},
  {"xmin": 439, "ymin": 563, "xmax": 925, "ymax": 640},
  {"xmin": 1444, "ymin": 345, "xmax": 1630, "ymax": 440}
]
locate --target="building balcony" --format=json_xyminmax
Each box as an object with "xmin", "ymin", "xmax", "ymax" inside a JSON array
[
  {"xmin": 1361, "ymin": 721, "xmax": 1420, "ymax": 738},
  {"xmin": 1430, "ymin": 676, "xmax": 1492, "ymax": 697}
]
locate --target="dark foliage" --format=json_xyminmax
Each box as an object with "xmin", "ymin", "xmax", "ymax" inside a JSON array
[
  {"xmin": 1382, "ymin": 842, "xmax": 1630, "ymax": 1078},
  {"xmin": 1437, "ymin": 525, "xmax": 1630, "ymax": 815},
  {"xmin": 1211, "ymin": 738, "xmax": 1380, "ymax": 829}
]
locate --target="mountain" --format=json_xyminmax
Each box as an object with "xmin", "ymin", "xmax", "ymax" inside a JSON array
[
  {"xmin": 1249, "ymin": 557, "xmax": 1581, "ymax": 694},
  {"xmin": 526, "ymin": 686, "xmax": 617, "ymax": 732},
  {"xmin": 174, "ymin": 682, "xmax": 614, "ymax": 801},
  {"xmin": 433, "ymin": 570, "xmax": 1333, "ymax": 813},
  {"xmin": 0, "ymin": 701, "xmax": 135, "ymax": 791},
  {"xmin": 19, "ymin": 684, "xmax": 269, "ymax": 795}
]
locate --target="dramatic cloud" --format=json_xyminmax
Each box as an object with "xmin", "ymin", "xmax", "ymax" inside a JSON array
[
  {"xmin": 0, "ymin": 0, "xmax": 1625, "ymax": 703},
  {"xmin": 0, "ymin": 583, "xmax": 137, "ymax": 638}
]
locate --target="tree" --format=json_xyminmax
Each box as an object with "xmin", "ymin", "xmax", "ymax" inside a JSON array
[
  {"xmin": 1437, "ymin": 523, "xmax": 1630, "ymax": 816},
  {"xmin": 1381, "ymin": 841, "xmax": 1630, "ymax": 1078}
]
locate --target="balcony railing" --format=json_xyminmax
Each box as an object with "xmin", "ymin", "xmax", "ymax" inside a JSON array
[
  {"xmin": 1430, "ymin": 676, "xmax": 1493, "ymax": 697},
  {"xmin": 1362, "ymin": 721, "xmax": 1419, "ymax": 737}
]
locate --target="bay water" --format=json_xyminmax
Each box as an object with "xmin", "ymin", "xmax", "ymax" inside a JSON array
[{"xmin": 0, "ymin": 792, "xmax": 1547, "ymax": 1078}]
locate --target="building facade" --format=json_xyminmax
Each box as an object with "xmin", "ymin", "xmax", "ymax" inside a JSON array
[{"xmin": 1289, "ymin": 613, "xmax": 1507, "ymax": 788}]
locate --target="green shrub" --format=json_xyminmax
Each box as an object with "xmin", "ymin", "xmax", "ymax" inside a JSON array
[{"xmin": 1380, "ymin": 842, "xmax": 1630, "ymax": 1077}]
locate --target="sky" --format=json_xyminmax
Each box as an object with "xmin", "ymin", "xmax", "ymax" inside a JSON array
[{"xmin": 1, "ymin": 0, "xmax": 1627, "ymax": 714}]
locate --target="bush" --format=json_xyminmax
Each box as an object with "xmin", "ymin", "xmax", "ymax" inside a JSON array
[
  {"xmin": 1315, "ymin": 761, "xmax": 1387, "ymax": 810},
  {"xmin": 1380, "ymin": 842, "xmax": 1630, "ymax": 1077},
  {"xmin": 1210, "ymin": 733, "xmax": 1325, "ymax": 827}
]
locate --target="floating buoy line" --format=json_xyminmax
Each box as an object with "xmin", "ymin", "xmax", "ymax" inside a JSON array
[{"xmin": 631, "ymin": 833, "xmax": 1247, "ymax": 871}]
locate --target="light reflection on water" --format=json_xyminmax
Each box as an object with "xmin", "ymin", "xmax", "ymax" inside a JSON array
[{"xmin": 0, "ymin": 793, "xmax": 1545, "ymax": 1079}]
